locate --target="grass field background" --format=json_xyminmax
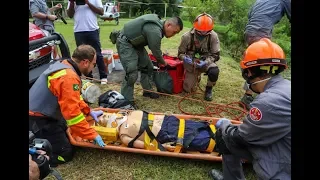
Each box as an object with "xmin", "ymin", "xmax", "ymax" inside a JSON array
[{"xmin": 29, "ymin": 18, "xmax": 290, "ymax": 180}]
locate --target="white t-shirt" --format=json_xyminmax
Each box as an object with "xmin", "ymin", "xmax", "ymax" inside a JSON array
[{"xmin": 67, "ymin": 0, "xmax": 103, "ymax": 32}]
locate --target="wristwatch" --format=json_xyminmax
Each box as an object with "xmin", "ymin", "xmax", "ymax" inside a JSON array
[{"xmin": 45, "ymin": 15, "xmax": 48, "ymax": 19}]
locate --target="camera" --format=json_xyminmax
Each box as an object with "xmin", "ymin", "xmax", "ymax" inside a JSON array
[
  {"xmin": 69, "ymin": 0, "xmax": 86, "ymax": 5},
  {"xmin": 29, "ymin": 131, "xmax": 52, "ymax": 156},
  {"xmin": 29, "ymin": 131, "xmax": 63, "ymax": 180}
]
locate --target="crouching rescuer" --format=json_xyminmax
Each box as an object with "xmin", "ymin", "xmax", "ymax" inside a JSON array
[
  {"xmin": 29, "ymin": 45, "xmax": 106, "ymax": 167},
  {"xmin": 209, "ymin": 38, "xmax": 291, "ymax": 180},
  {"xmin": 178, "ymin": 13, "xmax": 220, "ymax": 101}
]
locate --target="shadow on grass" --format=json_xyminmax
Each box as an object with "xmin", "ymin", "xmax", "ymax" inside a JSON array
[{"xmin": 47, "ymin": 147, "xmax": 256, "ymax": 180}]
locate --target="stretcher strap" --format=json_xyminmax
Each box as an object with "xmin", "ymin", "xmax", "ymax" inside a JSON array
[
  {"xmin": 144, "ymin": 114, "xmax": 157, "ymax": 151},
  {"xmin": 127, "ymin": 116, "xmax": 147, "ymax": 148},
  {"xmin": 144, "ymin": 114, "xmax": 166, "ymax": 151},
  {"xmin": 128, "ymin": 111, "xmax": 151, "ymax": 148},
  {"xmin": 206, "ymin": 124, "xmax": 217, "ymax": 152},
  {"xmin": 174, "ymin": 119, "xmax": 185, "ymax": 153}
]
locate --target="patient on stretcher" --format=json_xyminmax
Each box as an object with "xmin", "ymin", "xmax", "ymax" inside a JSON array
[{"xmin": 94, "ymin": 110, "xmax": 217, "ymax": 153}]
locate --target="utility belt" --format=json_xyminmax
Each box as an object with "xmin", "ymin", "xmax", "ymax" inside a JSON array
[
  {"xmin": 118, "ymin": 33, "xmax": 131, "ymax": 44},
  {"xmin": 127, "ymin": 111, "xmax": 216, "ymax": 153},
  {"xmin": 118, "ymin": 33, "xmax": 146, "ymax": 47}
]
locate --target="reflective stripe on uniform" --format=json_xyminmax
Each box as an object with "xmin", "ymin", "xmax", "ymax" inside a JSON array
[
  {"xmin": 80, "ymin": 95, "xmax": 83, "ymax": 100},
  {"xmin": 66, "ymin": 113, "xmax": 85, "ymax": 126},
  {"xmin": 47, "ymin": 69, "xmax": 67, "ymax": 88},
  {"xmin": 206, "ymin": 124, "xmax": 217, "ymax": 152},
  {"xmin": 174, "ymin": 119, "xmax": 185, "ymax": 153},
  {"xmin": 57, "ymin": 156, "xmax": 66, "ymax": 162}
]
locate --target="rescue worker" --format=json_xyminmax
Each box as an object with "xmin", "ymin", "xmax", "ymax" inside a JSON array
[
  {"xmin": 178, "ymin": 13, "xmax": 220, "ymax": 101},
  {"xmin": 209, "ymin": 38, "xmax": 291, "ymax": 180},
  {"xmin": 29, "ymin": 45, "xmax": 106, "ymax": 167},
  {"xmin": 240, "ymin": 0, "xmax": 291, "ymax": 109},
  {"xmin": 67, "ymin": 0, "xmax": 109, "ymax": 85},
  {"xmin": 29, "ymin": 0, "xmax": 62, "ymax": 34},
  {"xmin": 115, "ymin": 14, "xmax": 183, "ymax": 107}
]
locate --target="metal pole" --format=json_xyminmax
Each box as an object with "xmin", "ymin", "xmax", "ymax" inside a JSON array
[{"xmin": 164, "ymin": 3, "xmax": 167, "ymax": 19}]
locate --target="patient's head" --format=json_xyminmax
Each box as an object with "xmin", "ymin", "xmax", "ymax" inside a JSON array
[{"xmin": 97, "ymin": 112, "xmax": 129, "ymax": 130}]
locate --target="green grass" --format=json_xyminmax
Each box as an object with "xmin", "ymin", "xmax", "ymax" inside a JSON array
[{"xmin": 35, "ymin": 18, "xmax": 283, "ymax": 180}]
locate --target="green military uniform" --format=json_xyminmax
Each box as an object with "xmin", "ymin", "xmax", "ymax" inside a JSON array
[
  {"xmin": 178, "ymin": 28, "xmax": 220, "ymax": 93},
  {"xmin": 115, "ymin": 14, "xmax": 166, "ymax": 103}
]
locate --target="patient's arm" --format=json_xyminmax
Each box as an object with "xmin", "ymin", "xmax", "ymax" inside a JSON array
[
  {"xmin": 120, "ymin": 135, "xmax": 145, "ymax": 149},
  {"xmin": 120, "ymin": 134, "xmax": 178, "ymax": 151}
]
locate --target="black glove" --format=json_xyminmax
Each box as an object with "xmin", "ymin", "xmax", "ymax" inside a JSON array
[
  {"xmin": 32, "ymin": 154, "xmax": 51, "ymax": 180},
  {"xmin": 213, "ymin": 128, "xmax": 231, "ymax": 155}
]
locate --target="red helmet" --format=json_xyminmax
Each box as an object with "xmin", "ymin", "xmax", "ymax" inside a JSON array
[{"xmin": 193, "ymin": 13, "xmax": 214, "ymax": 32}]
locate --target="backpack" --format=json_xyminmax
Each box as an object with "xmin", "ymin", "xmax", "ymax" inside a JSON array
[
  {"xmin": 109, "ymin": 30, "xmax": 120, "ymax": 44},
  {"xmin": 153, "ymin": 70, "xmax": 173, "ymax": 94},
  {"xmin": 98, "ymin": 90, "xmax": 135, "ymax": 110}
]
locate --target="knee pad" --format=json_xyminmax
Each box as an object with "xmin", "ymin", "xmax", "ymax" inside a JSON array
[
  {"xmin": 125, "ymin": 71, "xmax": 138, "ymax": 85},
  {"xmin": 50, "ymin": 147, "xmax": 75, "ymax": 166},
  {"xmin": 207, "ymin": 67, "xmax": 220, "ymax": 82}
]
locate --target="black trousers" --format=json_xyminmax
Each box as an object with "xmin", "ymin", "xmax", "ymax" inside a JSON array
[
  {"xmin": 29, "ymin": 115, "xmax": 75, "ymax": 167},
  {"xmin": 74, "ymin": 29, "xmax": 108, "ymax": 79}
]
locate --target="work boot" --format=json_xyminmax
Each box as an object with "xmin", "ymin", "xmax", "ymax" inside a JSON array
[
  {"xmin": 240, "ymin": 94, "xmax": 254, "ymax": 110},
  {"xmin": 204, "ymin": 86, "xmax": 213, "ymax": 101},
  {"xmin": 143, "ymin": 91, "xmax": 160, "ymax": 99},
  {"xmin": 209, "ymin": 169, "xmax": 223, "ymax": 180}
]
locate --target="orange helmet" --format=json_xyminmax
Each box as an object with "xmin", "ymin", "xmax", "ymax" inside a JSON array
[
  {"xmin": 240, "ymin": 38, "xmax": 287, "ymax": 71},
  {"xmin": 193, "ymin": 13, "xmax": 214, "ymax": 32}
]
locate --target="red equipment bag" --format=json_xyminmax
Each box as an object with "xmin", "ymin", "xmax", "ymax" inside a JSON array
[{"xmin": 149, "ymin": 54, "xmax": 185, "ymax": 94}]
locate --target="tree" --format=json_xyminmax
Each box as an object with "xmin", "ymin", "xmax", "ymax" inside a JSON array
[{"xmin": 149, "ymin": 0, "xmax": 165, "ymax": 16}]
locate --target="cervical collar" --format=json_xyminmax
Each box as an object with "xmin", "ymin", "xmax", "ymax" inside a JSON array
[{"xmin": 105, "ymin": 113, "xmax": 128, "ymax": 131}]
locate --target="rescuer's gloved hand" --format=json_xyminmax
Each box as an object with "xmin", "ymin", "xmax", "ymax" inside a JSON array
[
  {"xmin": 196, "ymin": 60, "xmax": 207, "ymax": 68},
  {"xmin": 94, "ymin": 135, "xmax": 106, "ymax": 147},
  {"xmin": 183, "ymin": 56, "xmax": 193, "ymax": 64},
  {"xmin": 90, "ymin": 110, "xmax": 104, "ymax": 122},
  {"xmin": 216, "ymin": 118, "xmax": 231, "ymax": 129}
]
